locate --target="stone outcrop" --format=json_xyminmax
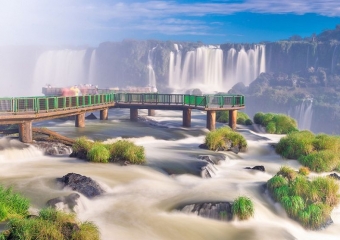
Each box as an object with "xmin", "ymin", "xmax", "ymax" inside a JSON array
[
  {"xmin": 176, "ymin": 202, "xmax": 233, "ymax": 221},
  {"xmin": 57, "ymin": 173, "xmax": 105, "ymax": 198},
  {"xmin": 46, "ymin": 193, "xmax": 81, "ymax": 212},
  {"xmin": 245, "ymin": 165, "xmax": 266, "ymax": 172}
]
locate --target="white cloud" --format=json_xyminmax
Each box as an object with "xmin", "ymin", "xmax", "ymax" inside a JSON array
[{"xmin": 1, "ymin": 0, "xmax": 340, "ymax": 45}]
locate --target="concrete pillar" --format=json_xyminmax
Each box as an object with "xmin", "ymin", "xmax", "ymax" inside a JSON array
[
  {"xmin": 75, "ymin": 113, "xmax": 85, "ymax": 127},
  {"xmin": 148, "ymin": 109, "xmax": 155, "ymax": 116},
  {"xmin": 19, "ymin": 121, "xmax": 32, "ymax": 143},
  {"xmin": 182, "ymin": 108, "xmax": 191, "ymax": 127},
  {"xmin": 130, "ymin": 108, "xmax": 138, "ymax": 121},
  {"xmin": 100, "ymin": 108, "xmax": 108, "ymax": 120},
  {"xmin": 229, "ymin": 110, "xmax": 237, "ymax": 130},
  {"xmin": 206, "ymin": 110, "xmax": 216, "ymax": 131}
]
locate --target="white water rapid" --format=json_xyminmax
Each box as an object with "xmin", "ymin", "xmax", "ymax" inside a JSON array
[
  {"xmin": 0, "ymin": 109, "xmax": 339, "ymax": 240},
  {"xmin": 168, "ymin": 44, "xmax": 266, "ymax": 93}
]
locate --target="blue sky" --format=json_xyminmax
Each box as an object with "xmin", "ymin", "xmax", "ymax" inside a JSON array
[{"xmin": 1, "ymin": 0, "xmax": 340, "ymax": 46}]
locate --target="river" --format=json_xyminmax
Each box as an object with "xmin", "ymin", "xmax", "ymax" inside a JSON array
[{"xmin": 0, "ymin": 109, "xmax": 339, "ymax": 240}]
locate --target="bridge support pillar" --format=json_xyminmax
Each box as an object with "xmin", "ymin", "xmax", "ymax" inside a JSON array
[
  {"xmin": 183, "ymin": 108, "xmax": 191, "ymax": 127},
  {"xmin": 229, "ymin": 110, "xmax": 237, "ymax": 130},
  {"xmin": 148, "ymin": 109, "xmax": 155, "ymax": 116},
  {"xmin": 75, "ymin": 113, "xmax": 85, "ymax": 127},
  {"xmin": 206, "ymin": 111, "xmax": 216, "ymax": 131},
  {"xmin": 100, "ymin": 108, "xmax": 108, "ymax": 120},
  {"xmin": 130, "ymin": 108, "xmax": 138, "ymax": 121},
  {"xmin": 19, "ymin": 121, "xmax": 32, "ymax": 143}
]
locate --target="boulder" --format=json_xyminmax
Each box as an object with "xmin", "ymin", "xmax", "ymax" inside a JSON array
[
  {"xmin": 329, "ymin": 173, "xmax": 340, "ymax": 180},
  {"xmin": 245, "ymin": 165, "xmax": 265, "ymax": 172},
  {"xmin": 32, "ymin": 141, "xmax": 72, "ymax": 155},
  {"xmin": 57, "ymin": 173, "xmax": 105, "ymax": 198},
  {"xmin": 85, "ymin": 113, "xmax": 97, "ymax": 119},
  {"xmin": 176, "ymin": 202, "xmax": 233, "ymax": 221},
  {"xmin": 46, "ymin": 193, "xmax": 81, "ymax": 212}
]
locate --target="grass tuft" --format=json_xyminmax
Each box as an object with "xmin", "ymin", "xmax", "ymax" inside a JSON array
[{"xmin": 232, "ymin": 196, "xmax": 254, "ymax": 220}]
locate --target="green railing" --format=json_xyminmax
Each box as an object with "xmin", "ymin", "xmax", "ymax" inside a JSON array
[{"xmin": 0, "ymin": 93, "xmax": 244, "ymax": 113}]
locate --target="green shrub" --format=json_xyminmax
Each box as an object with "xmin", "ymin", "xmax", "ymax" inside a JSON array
[
  {"xmin": 253, "ymin": 112, "xmax": 264, "ymax": 124},
  {"xmin": 217, "ymin": 111, "xmax": 251, "ymax": 125},
  {"xmin": 216, "ymin": 111, "xmax": 229, "ymax": 123},
  {"xmin": 298, "ymin": 203, "xmax": 331, "ymax": 230},
  {"xmin": 273, "ymin": 185, "xmax": 290, "ymax": 202},
  {"xmin": 237, "ymin": 118, "xmax": 245, "ymax": 125},
  {"xmin": 205, "ymin": 127, "xmax": 247, "ymax": 152},
  {"xmin": 275, "ymin": 131, "xmax": 315, "ymax": 159},
  {"xmin": 281, "ymin": 195, "xmax": 305, "ymax": 216},
  {"xmin": 313, "ymin": 134, "xmax": 340, "ymax": 153},
  {"xmin": 261, "ymin": 113, "xmax": 275, "ymax": 126},
  {"xmin": 277, "ymin": 166, "xmax": 297, "ymax": 181},
  {"xmin": 311, "ymin": 177, "xmax": 339, "ymax": 207},
  {"xmin": 290, "ymin": 176, "xmax": 309, "ymax": 198},
  {"xmin": 0, "ymin": 185, "xmax": 30, "ymax": 221},
  {"xmin": 266, "ymin": 122, "xmax": 276, "ymax": 134},
  {"xmin": 232, "ymin": 196, "xmax": 254, "ymax": 220},
  {"xmin": 72, "ymin": 137, "xmax": 93, "ymax": 159},
  {"xmin": 267, "ymin": 170, "xmax": 340, "ymax": 230},
  {"xmin": 3, "ymin": 208, "xmax": 100, "ymax": 240},
  {"xmin": 245, "ymin": 119, "xmax": 253, "ymax": 125},
  {"xmin": 87, "ymin": 144, "xmax": 110, "ymax": 163},
  {"xmin": 109, "ymin": 140, "xmax": 146, "ymax": 164},
  {"xmin": 267, "ymin": 175, "xmax": 288, "ymax": 192},
  {"xmin": 299, "ymin": 150, "xmax": 339, "ymax": 172},
  {"xmin": 253, "ymin": 112, "xmax": 297, "ymax": 134},
  {"xmin": 298, "ymin": 167, "xmax": 310, "ymax": 176}
]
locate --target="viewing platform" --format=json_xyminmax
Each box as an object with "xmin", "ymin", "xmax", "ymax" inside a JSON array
[{"xmin": 0, "ymin": 92, "xmax": 245, "ymax": 143}]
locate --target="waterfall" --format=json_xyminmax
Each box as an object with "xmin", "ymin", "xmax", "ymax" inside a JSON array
[
  {"xmin": 88, "ymin": 49, "xmax": 97, "ymax": 85},
  {"xmin": 33, "ymin": 49, "xmax": 87, "ymax": 94},
  {"xmin": 147, "ymin": 47, "xmax": 157, "ymax": 88},
  {"xmin": 288, "ymin": 98, "xmax": 313, "ymax": 130},
  {"xmin": 331, "ymin": 45, "xmax": 338, "ymax": 73},
  {"xmin": 168, "ymin": 44, "xmax": 266, "ymax": 93}
]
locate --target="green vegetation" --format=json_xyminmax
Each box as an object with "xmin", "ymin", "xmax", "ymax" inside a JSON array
[
  {"xmin": 276, "ymin": 131, "xmax": 340, "ymax": 172},
  {"xmin": 87, "ymin": 144, "xmax": 110, "ymax": 163},
  {"xmin": 0, "ymin": 186, "xmax": 30, "ymax": 221},
  {"xmin": 108, "ymin": 140, "xmax": 145, "ymax": 164},
  {"xmin": 216, "ymin": 111, "xmax": 252, "ymax": 125},
  {"xmin": 232, "ymin": 196, "xmax": 254, "ymax": 220},
  {"xmin": 267, "ymin": 166, "xmax": 340, "ymax": 229},
  {"xmin": 253, "ymin": 112, "xmax": 298, "ymax": 134},
  {"xmin": 205, "ymin": 127, "xmax": 247, "ymax": 152},
  {"xmin": 0, "ymin": 185, "xmax": 100, "ymax": 240},
  {"xmin": 72, "ymin": 138, "xmax": 146, "ymax": 164},
  {"xmin": 1, "ymin": 208, "xmax": 100, "ymax": 240}
]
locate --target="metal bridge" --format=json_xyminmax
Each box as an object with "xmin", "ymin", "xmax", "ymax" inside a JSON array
[{"xmin": 0, "ymin": 92, "xmax": 245, "ymax": 142}]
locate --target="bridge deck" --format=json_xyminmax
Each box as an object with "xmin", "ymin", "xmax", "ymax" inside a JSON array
[{"xmin": 0, "ymin": 93, "xmax": 245, "ymax": 124}]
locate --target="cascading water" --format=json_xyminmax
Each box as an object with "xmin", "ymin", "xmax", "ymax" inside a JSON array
[
  {"xmin": 147, "ymin": 47, "xmax": 157, "ymax": 88},
  {"xmin": 32, "ymin": 49, "xmax": 88, "ymax": 95},
  {"xmin": 168, "ymin": 44, "xmax": 266, "ymax": 93},
  {"xmin": 331, "ymin": 45, "xmax": 339, "ymax": 74},
  {"xmin": 0, "ymin": 110, "xmax": 339, "ymax": 240},
  {"xmin": 88, "ymin": 49, "xmax": 97, "ymax": 85},
  {"xmin": 288, "ymin": 98, "xmax": 313, "ymax": 130}
]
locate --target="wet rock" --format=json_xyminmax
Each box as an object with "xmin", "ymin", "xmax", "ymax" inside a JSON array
[
  {"xmin": 198, "ymin": 143, "xmax": 208, "ymax": 149},
  {"xmin": 85, "ymin": 113, "xmax": 97, "ymax": 119},
  {"xmin": 57, "ymin": 173, "xmax": 105, "ymax": 198},
  {"xmin": 176, "ymin": 202, "xmax": 233, "ymax": 221},
  {"xmin": 46, "ymin": 193, "xmax": 81, "ymax": 212},
  {"xmin": 245, "ymin": 165, "xmax": 265, "ymax": 172},
  {"xmin": 32, "ymin": 141, "xmax": 72, "ymax": 155},
  {"xmin": 329, "ymin": 173, "xmax": 340, "ymax": 180}
]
